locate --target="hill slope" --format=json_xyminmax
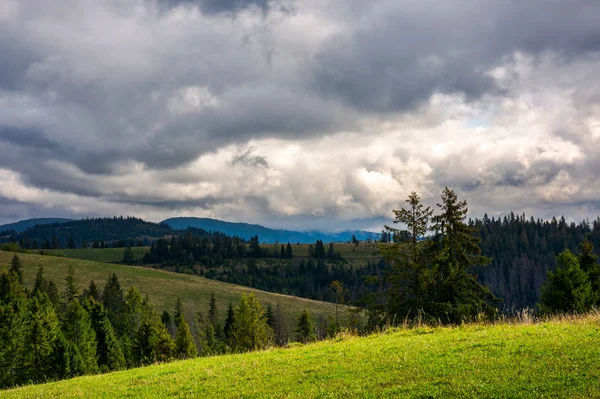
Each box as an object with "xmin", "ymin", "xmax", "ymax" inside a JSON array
[
  {"xmin": 4, "ymin": 314, "xmax": 599, "ymax": 398},
  {"xmin": 162, "ymin": 217, "xmax": 378, "ymax": 244},
  {"xmin": 0, "ymin": 217, "xmax": 72, "ymax": 233},
  {"xmin": 0, "ymin": 251, "xmax": 349, "ymax": 331}
]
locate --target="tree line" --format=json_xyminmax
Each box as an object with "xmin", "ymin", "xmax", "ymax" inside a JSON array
[{"xmin": 0, "ymin": 254, "xmax": 333, "ymax": 388}]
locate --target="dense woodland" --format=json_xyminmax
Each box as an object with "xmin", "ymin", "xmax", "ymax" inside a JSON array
[{"xmin": 0, "ymin": 254, "xmax": 331, "ymax": 388}]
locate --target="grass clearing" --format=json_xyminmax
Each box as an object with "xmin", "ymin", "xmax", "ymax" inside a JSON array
[
  {"xmin": 4, "ymin": 313, "xmax": 600, "ymax": 398},
  {"xmin": 0, "ymin": 250, "xmax": 351, "ymax": 331}
]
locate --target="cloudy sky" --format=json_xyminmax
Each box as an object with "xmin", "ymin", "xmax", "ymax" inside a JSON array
[{"xmin": 1, "ymin": 0, "xmax": 600, "ymax": 231}]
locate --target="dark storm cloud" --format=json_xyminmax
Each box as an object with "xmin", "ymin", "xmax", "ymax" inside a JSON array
[
  {"xmin": 312, "ymin": 0, "xmax": 600, "ymax": 113},
  {"xmin": 1, "ymin": 0, "xmax": 600, "ymax": 228}
]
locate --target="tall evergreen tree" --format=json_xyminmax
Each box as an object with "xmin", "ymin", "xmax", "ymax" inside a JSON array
[
  {"xmin": 102, "ymin": 273, "xmax": 125, "ymax": 335},
  {"xmin": 64, "ymin": 265, "xmax": 77, "ymax": 304},
  {"xmin": 82, "ymin": 280, "xmax": 100, "ymax": 302},
  {"xmin": 295, "ymin": 309, "xmax": 316, "ymax": 344},
  {"xmin": 429, "ymin": 187, "xmax": 499, "ymax": 322},
  {"xmin": 286, "ymin": 243, "xmax": 293, "ymax": 259},
  {"xmin": 173, "ymin": 298, "xmax": 184, "ymax": 328},
  {"xmin": 230, "ymin": 294, "xmax": 271, "ymax": 352},
  {"xmin": 578, "ymin": 240, "xmax": 600, "ymax": 302},
  {"xmin": 85, "ymin": 299, "xmax": 125, "ymax": 371},
  {"xmin": 224, "ymin": 302, "xmax": 235, "ymax": 340},
  {"xmin": 26, "ymin": 291, "xmax": 60, "ymax": 382},
  {"xmin": 62, "ymin": 299, "xmax": 98, "ymax": 374},
  {"xmin": 9, "ymin": 254, "xmax": 23, "ymax": 285},
  {"xmin": 540, "ymin": 250, "xmax": 595, "ymax": 313},
  {"xmin": 174, "ymin": 317, "xmax": 197, "ymax": 359},
  {"xmin": 272, "ymin": 302, "xmax": 288, "ymax": 346}
]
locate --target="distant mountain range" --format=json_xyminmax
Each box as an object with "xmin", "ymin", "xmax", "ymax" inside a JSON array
[
  {"xmin": 0, "ymin": 218, "xmax": 73, "ymax": 233},
  {"xmin": 162, "ymin": 217, "xmax": 379, "ymax": 244}
]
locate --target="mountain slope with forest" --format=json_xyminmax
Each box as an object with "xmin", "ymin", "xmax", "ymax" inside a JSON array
[
  {"xmin": 162, "ymin": 217, "xmax": 378, "ymax": 243},
  {"xmin": 0, "ymin": 218, "xmax": 72, "ymax": 233}
]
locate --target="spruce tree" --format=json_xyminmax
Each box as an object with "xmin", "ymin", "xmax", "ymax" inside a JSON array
[
  {"xmin": 62, "ymin": 299, "xmax": 98, "ymax": 374},
  {"xmin": 26, "ymin": 291, "xmax": 61, "ymax": 382},
  {"xmin": 102, "ymin": 273, "xmax": 125, "ymax": 335},
  {"xmin": 0, "ymin": 270, "xmax": 30, "ymax": 387},
  {"xmin": 286, "ymin": 243, "xmax": 293, "ymax": 259},
  {"xmin": 173, "ymin": 298, "xmax": 184, "ymax": 327},
  {"xmin": 208, "ymin": 293, "xmax": 218, "ymax": 327},
  {"xmin": 429, "ymin": 187, "xmax": 499, "ymax": 322},
  {"xmin": 122, "ymin": 246, "xmax": 134, "ymax": 265},
  {"xmin": 82, "ymin": 280, "xmax": 100, "ymax": 301},
  {"xmin": 224, "ymin": 302, "xmax": 235, "ymax": 340},
  {"xmin": 295, "ymin": 309, "xmax": 316, "ymax": 343},
  {"xmin": 85, "ymin": 299, "xmax": 125, "ymax": 371},
  {"xmin": 540, "ymin": 250, "xmax": 595, "ymax": 313},
  {"xmin": 9, "ymin": 254, "xmax": 23, "ymax": 285},
  {"xmin": 578, "ymin": 240, "xmax": 600, "ymax": 302},
  {"xmin": 64, "ymin": 265, "xmax": 77, "ymax": 304},
  {"xmin": 272, "ymin": 302, "xmax": 288, "ymax": 346},
  {"xmin": 230, "ymin": 294, "xmax": 271, "ymax": 352},
  {"xmin": 174, "ymin": 317, "xmax": 197, "ymax": 359},
  {"xmin": 121, "ymin": 287, "xmax": 145, "ymax": 366}
]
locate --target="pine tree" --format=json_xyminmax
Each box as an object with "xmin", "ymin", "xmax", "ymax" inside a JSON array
[
  {"xmin": 272, "ymin": 302, "xmax": 288, "ymax": 346},
  {"xmin": 174, "ymin": 318, "xmax": 197, "ymax": 359},
  {"xmin": 208, "ymin": 293, "xmax": 217, "ymax": 327},
  {"xmin": 295, "ymin": 309, "xmax": 316, "ymax": 343},
  {"xmin": 26, "ymin": 291, "xmax": 60, "ymax": 382},
  {"xmin": 62, "ymin": 299, "xmax": 98, "ymax": 374},
  {"xmin": 85, "ymin": 299, "xmax": 125, "ymax": 371},
  {"xmin": 64, "ymin": 265, "xmax": 77, "ymax": 304},
  {"xmin": 0, "ymin": 270, "xmax": 30, "ymax": 387},
  {"xmin": 9, "ymin": 254, "xmax": 23, "ymax": 284},
  {"xmin": 286, "ymin": 243, "xmax": 293, "ymax": 259},
  {"xmin": 224, "ymin": 302, "xmax": 235, "ymax": 340},
  {"xmin": 122, "ymin": 246, "xmax": 134, "ymax": 265},
  {"xmin": 82, "ymin": 280, "xmax": 100, "ymax": 301},
  {"xmin": 173, "ymin": 298, "xmax": 184, "ymax": 327},
  {"xmin": 33, "ymin": 266, "xmax": 45, "ymax": 294},
  {"xmin": 540, "ymin": 250, "xmax": 595, "ymax": 313},
  {"xmin": 121, "ymin": 287, "xmax": 145, "ymax": 366},
  {"xmin": 230, "ymin": 294, "xmax": 271, "ymax": 352},
  {"xmin": 102, "ymin": 273, "xmax": 125, "ymax": 335},
  {"xmin": 578, "ymin": 240, "xmax": 600, "ymax": 302},
  {"xmin": 134, "ymin": 306, "xmax": 173, "ymax": 366},
  {"xmin": 429, "ymin": 187, "xmax": 499, "ymax": 322}
]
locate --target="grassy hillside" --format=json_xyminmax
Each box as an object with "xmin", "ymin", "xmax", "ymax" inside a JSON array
[
  {"xmin": 5, "ymin": 313, "xmax": 600, "ymax": 398},
  {"xmin": 38, "ymin": 247, "xmax": 149, "ymax": 263},
  {"xmin": 0, "ymin": 251, "xmax": 350, "ymax": 331},
  {"xmin": 41, "ymin": 242, "xmax": 383, "ymax": 268}
]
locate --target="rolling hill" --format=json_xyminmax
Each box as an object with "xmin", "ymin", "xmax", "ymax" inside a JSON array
[
  {"xmin": 0, "ymin": 250, "xmax": 351, "ymax": 332},
  {"xmin": 0, "ymin": 218, "xmax": 72, "ymax": 233},
  {"xmin": 4, "ymin": 313, "xmax": 599, "ymax": 398},
  {"xmin": 162, "ymin": 217, "xmax": 379, "ymax": 244}
]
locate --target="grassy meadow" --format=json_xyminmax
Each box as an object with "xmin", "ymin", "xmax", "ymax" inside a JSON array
[
  {"xmin": 4, "ymin": 312, "xmax": 599, "ymax": 398},
  {"xmin": 0, "ymin": 250, "xmax": 351, "ymax": 331},
  {"xmin": 39, "ymin": 242, "xmax": 384, "ymax": 269}
]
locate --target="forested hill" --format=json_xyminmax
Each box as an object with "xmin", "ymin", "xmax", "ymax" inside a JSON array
[
  {"xmin": 0, "ymin": 218, "xmax": 72, "ymax": 233},
  {"xmin": 1, "ymin": 217, "xmax": 176, "ymax": 249},
  {"xmin": 162, "ymin": 217, "xmax": 378, "ymax": 244},
  {"xmin": 473, "ymin": 213, "xmax": 600, "ymax": 308}
]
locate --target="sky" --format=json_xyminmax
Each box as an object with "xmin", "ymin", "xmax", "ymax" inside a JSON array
[{"xmin": 1, "ymin": 0, "xmax": 600, "ymax": 231}]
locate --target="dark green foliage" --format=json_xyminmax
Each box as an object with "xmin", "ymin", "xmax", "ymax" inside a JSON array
[
  {"xmin": 122, "ymin": 246, "xmax": 134, "ymax": 265},
  {"xmin": 272, "ymin": 303, "xmax": 288, "ymax": 346},
  {"xmin": 64, "ymin": 265, "xmax": 77, "ymax": 304},
  {"xmin": 173, "ymin": 297, "xmax": 184, "ymax": 328},
  {"xmin": 174, "ymin": 317, "xmax": 197, "ymax": 359},
  {"xmin": 375, "ymin": 189, "xmax": 499, "ymax": 325},
  {"xmin": 26, "ymin": 291, "xmax": 61, "ymax": 382},
  {"xmin": 86, "ymin": 299, "xmax": 125, "ymax": 372},
  {"xmin": 133, "ymin": 304, "xmax": 173, "ymax": 366},
  {"xmin": 295, "ymin": 309, "xmax": 316, "ymax": 344},
  {"xmin": 578, "ymin": 240, "xmax": 600, "ymax": 301},
  {"xmin": 540, "ymin": 250, "xmax": 596, "ymax": 314},
  {"xmin": 224, "ymin": 302, "xmax": 235, "ymax": 340},
  {"xmin": 9, "ymin": 254, "xmax": 23, "ymax": 284},
  {"xmin": 62, "ymin": 299, "xmax": 98, "ymax": 374},
  {"xmin": 230, "ymin": 294, "xmax": 272, "ymax": 352},
  {"xmin": 102, "ymin": 273, "xmax": 125, "ymax": 334},
  {"xmin": 161, "ymin": 310, "xmax": 172, "ymax": 328},
  {"xmin": 82, "ymin": 280, "xmax": 100, "ymax": 302}
]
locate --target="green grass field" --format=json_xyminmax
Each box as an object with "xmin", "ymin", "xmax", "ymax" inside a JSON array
[
  {"xmin": 0, "ymin": 251, "xmax": 351, "ymax": 331},
  {"xmin": 38, "ymin": 247, "xmax": 149, "ymax": 263},
  {"xmin": 4, "ymin": 313, "xmax": 599, "ymax": 398}
]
